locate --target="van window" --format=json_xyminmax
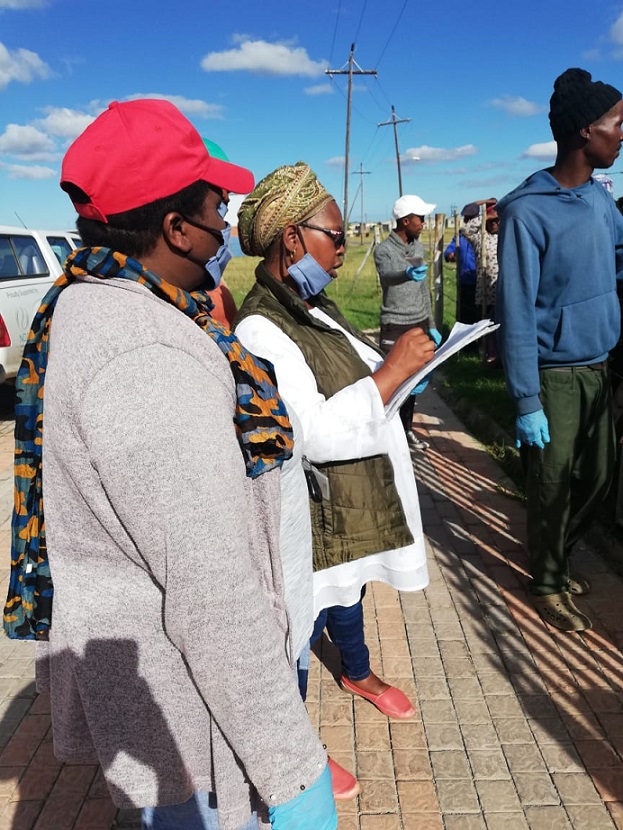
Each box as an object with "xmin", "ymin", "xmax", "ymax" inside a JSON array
[
  {"xmin": 0, "ymin": 235, "xmax": 49, "ymax": 280},
  {"xmin": 47, "ymin": 236, "xmax": 73, "ymax": 266}
]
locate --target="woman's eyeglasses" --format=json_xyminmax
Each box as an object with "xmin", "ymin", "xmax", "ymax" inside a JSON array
[{"xmin": 299, "ymin": 223, "xmax": 346, "ymax": 248}]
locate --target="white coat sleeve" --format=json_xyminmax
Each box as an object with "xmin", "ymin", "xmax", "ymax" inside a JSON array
[{"xmin": 236, "ymin": 314, "xmax": 390, "ymax": 464}]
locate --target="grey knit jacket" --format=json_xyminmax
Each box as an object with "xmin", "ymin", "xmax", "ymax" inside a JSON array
[
  {"xmin": 39, "ymin": 276, "xmax": 325, "ymax": 830},
  {"xmin": 374, "ymin": 231, "xmax": 433, "ymax": 327}
]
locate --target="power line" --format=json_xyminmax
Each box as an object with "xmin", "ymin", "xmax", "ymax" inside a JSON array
[
  {"xmin": 375, "ymin": 0, "xmax": 410, "ymax": 68},
  {"xmin": 353, "ymin": 0, "xmax": 369, "ymax": 45},
  {"xmin": 329, "ymin": 0, "xmax": 342, "ymax": 64}
]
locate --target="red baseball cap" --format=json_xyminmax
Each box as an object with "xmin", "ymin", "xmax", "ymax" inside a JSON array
[{"xmin": 61, "ymin": 99, "xmax": 255, "ymax": 224}]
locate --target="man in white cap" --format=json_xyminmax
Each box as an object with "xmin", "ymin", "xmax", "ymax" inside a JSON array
[{"xmin": 374, "ymin": 194, "xmax": 440, "ymax": 449}]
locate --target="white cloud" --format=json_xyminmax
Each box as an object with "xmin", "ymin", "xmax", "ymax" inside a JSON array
[
  {"xmin": 581, "ymin": 48, "xmax": 601, "ymax": 61},
  {"xmin": 201, "ymin": 38, "xmax": 327, "ymax": 77},
  {"xmin": 0, "ymin": 41, "xmax": 50, "ymax": 90},
  {"xmin": 401, "ymin": 145, "xmax": 478, "ymax": 164},
  {"xmin": 325, "ymin": 156, "xmax": 345, "ymax": 168},
  {"xmin": 0, "ymin": 123, "xmax": 56, "ymax": 158},
  {"xmin": 305, "ymin": 83, "xmax": 333, "ymax": 96},
  {"xmin": 489, "ymin": 95, "xmax": 544, "ymax": 117},
  {"xmin": 0, "ymin": 161, "xmax": 55, "ymax": 179},
  {"xmin": 611, "ymin": 11, "xmax": 623, "ymax": 44},
  {"xmin": 125, "ymin": 93, "xmax": 224, "ymax": 119},
  {"xmin": 521, "ymin": 141, "xmax": 557, "ymax": 161},
  {"xmin": 0, "ymin": 0, "xmax": 46, "ymax": 7},
  {"xmin": 35, "ymin": 106, "xmax": 96, "ymax": 140}
]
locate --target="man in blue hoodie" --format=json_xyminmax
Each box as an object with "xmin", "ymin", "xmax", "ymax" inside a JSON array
[{"xmin": 496, "ymin": 68, "xmax": 623, "ymax": 631}]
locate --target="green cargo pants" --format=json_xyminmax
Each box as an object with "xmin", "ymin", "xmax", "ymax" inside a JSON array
[{"xmin": 524, "ymin": 364, "xmax": 615, "ymax": 596}]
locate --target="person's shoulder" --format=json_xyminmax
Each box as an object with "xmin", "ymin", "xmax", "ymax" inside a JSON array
[{"xmin": 375, "ymin": 234, "xmax": 393, "ymax": 251}]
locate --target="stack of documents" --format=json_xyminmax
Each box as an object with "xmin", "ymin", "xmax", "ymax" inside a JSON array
[{"xmin": 385, "ymin": 319, "xmax": 500, "ymax": 419}]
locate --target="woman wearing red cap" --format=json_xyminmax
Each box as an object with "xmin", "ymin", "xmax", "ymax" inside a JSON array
[{"xmin": 5, "ymin": 101, "xmax": 336, "ymax": 829}]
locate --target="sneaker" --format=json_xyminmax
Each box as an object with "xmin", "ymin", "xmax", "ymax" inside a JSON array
[
  {"xmin": 567, "ymin": 573, "xmax": 591, "ymax": 596},
  {"xmin": 406, "ymin": 430, "xmax": 429, "ymax": 450},
  {"xmin": 327, "ymin": 757, "xmax": 360, "ymax": 800},
  {"xmin": 531, "ymin": 591, "xmax": 592, "ymax": 631}
]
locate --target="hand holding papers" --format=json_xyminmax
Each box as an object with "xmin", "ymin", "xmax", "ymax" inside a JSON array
[{"xmin": 384, "ymin": 319, "xmax": 500, "ymax": 420}]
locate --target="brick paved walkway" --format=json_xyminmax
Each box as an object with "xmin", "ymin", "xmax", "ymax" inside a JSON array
[{"xmin": 0, "ymin": 385, "xmax": 622, "ymax": 828}]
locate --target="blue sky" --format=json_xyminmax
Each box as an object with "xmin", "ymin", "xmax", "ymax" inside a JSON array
[{"xmin": 2, "ymin": 0, "xmax": 623, "ymax": 231}]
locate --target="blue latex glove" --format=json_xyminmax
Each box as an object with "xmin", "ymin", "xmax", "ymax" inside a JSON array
[
  {"xmin": 268, "ymin": 764, "xmax": 337, "ymax": 830},
  {"xmin": 515, "ymin": 410, "xmax": 550, "ymax": 450},
  {"xmin": 406, "ymin": 264, "xmax": 428, "ymax": 281},
  {"xmin": 411, "ymin": 378, "xmax": 429, "ymax": 396},
  {"xmin": 428, "ymin": 327, "xmax": 442, "ymax": 346}
]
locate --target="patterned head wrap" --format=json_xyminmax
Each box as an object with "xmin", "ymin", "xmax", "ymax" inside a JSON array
[{"xmin": 238, "ymin": 161, "xmax": 334, "ymax": 257}]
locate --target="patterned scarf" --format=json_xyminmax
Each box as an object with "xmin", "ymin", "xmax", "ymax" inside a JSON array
[{"xmin": 4, "ymin": 246, "xmax": 293, "ymax": 640}]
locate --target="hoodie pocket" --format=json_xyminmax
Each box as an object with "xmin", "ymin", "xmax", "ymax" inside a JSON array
[{"xmin": 552, "ymin": 291, "xmax": 619, "ymax": 362}]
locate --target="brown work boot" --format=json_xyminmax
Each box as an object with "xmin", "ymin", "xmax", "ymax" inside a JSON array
[{"xmin": 531, "ymin": 591, "xmax": 592, "ymax": 631}]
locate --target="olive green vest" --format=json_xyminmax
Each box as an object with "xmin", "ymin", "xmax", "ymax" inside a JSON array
[{"xmin": 235, "ymin": 263, "xmax": 413, "ymax": 571}]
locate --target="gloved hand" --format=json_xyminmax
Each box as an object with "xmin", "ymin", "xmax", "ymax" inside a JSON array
[
  {"xmin": 515, "ymin": 410, "xmax": 550, "ymax": 450},
  {"xmin": 268, "ymin": 763, "xmax": 337, "ymax": 830},
  {"xmin": 428, "ymin": 328, "xmax": 442, "ymax": 346},
  {"xmin": 406, "ymin": 264, "xmax": 428, "ymax": 281},
  {"xmin": 411, "ymin": 377, "xmax": 429, "ymax": 396}
]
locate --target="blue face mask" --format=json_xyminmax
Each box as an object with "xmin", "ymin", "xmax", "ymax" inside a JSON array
[
  {"xmin": 287, "ymin": 253, "xmax": 332, "ymax": 300},
  {"xmin": 182, "ymin": 209, "xmax": 232, "ymax": 290},
  {"xmin": 204, "ymin": 222, "xmax": 232, "ymax": 290}
]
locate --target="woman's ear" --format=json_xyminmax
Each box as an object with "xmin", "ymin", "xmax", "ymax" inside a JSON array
[
  {"xmin": 282, "ymin": 223, "xmax": 299, "ymax": 258},
  {"xmin": 162, "ymin": 212, "xmax": 193, "ymax": 254}
]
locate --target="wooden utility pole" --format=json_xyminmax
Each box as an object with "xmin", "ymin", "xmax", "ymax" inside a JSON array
[
  {"xmin": 378, "ymin": 105, "xmax": 411, "ymax": 196},
  {"xmin": 326, "ymin": 44, "xmax": 377, "ymax": 233},
  {"xmin": 352, "ymin": 163, "xmax": 371, "ymax": 243}
]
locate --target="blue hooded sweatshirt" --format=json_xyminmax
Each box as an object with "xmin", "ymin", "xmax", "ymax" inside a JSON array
[{"xmin": 496, "ymin": 169, "xmax": 623, "ymax": 415}]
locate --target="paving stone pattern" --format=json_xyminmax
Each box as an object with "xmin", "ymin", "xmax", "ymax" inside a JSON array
[{"xmin": 0, "ymin": 387, "xmax": 622, "ymax": 828}]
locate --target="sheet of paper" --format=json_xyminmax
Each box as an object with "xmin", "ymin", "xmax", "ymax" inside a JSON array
[{"xmin": 384, "ymin": 319, "xmax": 500, "ymax": 420}]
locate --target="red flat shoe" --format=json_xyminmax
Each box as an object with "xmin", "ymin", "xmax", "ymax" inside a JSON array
[
  {"xmin": 328, "ymin": 757, "xmax": 360, "ymax": 800},
  {"xmin": 340, "ymin": 675, "xmax": 416, "ymax": 719}
]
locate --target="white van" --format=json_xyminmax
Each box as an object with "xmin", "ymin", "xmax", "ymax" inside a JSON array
[{"xmin": 0, "ymin": 226, "xmax": 81, "ymax": 383}]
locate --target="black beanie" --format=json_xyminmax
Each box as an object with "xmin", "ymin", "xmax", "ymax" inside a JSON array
[{"xmin": 549, "ymin": 68, "xmax": 622, "ymax": 141}]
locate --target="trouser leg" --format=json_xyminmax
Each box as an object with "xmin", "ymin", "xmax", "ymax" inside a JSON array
[
  {"xmin": 399, "ymin": 395, "xmax": 416, "ymax": 433},
  {"xmin": 566, "ymin": 367, "xmax": 616, "ymax": 554},
  {"xmin": 527, "ymin": 366, "xmax": 615, "ymax": 595},
  {"xmin": 311, "ymin": 591, "xmax": 370, "ymax": 682}
]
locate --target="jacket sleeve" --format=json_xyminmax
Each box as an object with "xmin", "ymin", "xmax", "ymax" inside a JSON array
[
  {"xmin": 80, "ymin": 343, "xmax": 326, "ymax": 807},
  {"xmin": 236, "ymin": 315, "xmax": 390, "ymax": 464},
  {"xmin": 444, "ymin": 238, "xmax": 456, "ymax": 260},
  {"xmin": 496, "ymin": 214, "xmax": 542, "ymax": 414},
  {"xmin": 374, "ymin": 241, "xmax": 409, "ymax": 286}
]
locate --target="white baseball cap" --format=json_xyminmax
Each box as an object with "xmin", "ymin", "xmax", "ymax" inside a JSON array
[{"xmin": 392, "ymin": 194, "xmax": 436, "ymax": 220}]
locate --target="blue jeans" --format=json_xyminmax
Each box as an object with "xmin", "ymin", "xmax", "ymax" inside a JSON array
[
  {"xmin": 142, "ymin": 792, "xmax": 257, "ymax": 829},
  {"xmin": 311, "ymin": 595, "xmax": 370, "ymax": 683}
]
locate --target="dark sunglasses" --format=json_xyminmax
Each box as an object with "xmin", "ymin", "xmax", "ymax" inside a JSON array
[{"xmin": 299, "ymin": 222, "xmax": 346, "ymax": 248}]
